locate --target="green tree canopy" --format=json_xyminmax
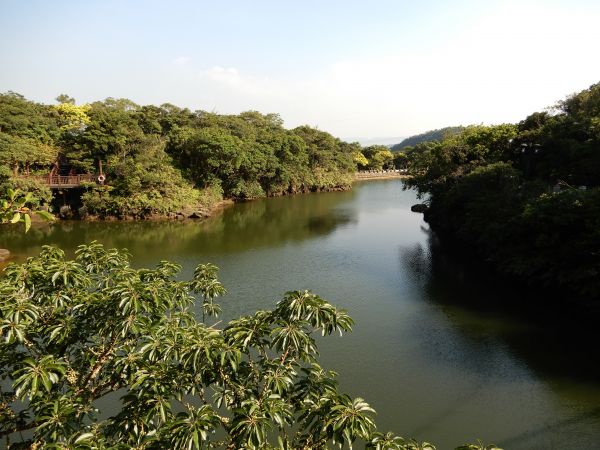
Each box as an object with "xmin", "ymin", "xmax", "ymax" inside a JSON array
[
  {"xmin": 0, "ymin": 92, "xmax": 59, "ymax": 145},
  {"xmin": 0, "ymin": 132, "xmax": 58, "ymax": 176},
  {"xmin": 405, "ymin": 82, "xmax": 600, "ymax": 302},
  {"xmin": 362, "ymin": 145, "xmax": 395, "ymax": 171}
]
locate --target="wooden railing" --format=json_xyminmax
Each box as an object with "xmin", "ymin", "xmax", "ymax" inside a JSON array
[{"xmin": 20, "ymin": 174, "xmax": 99, "ymax": 188}]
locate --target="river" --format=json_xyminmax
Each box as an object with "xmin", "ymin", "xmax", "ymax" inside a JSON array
[{"xmin": 2, "ymin": 179, "xmax": 599, "ymax": 449}]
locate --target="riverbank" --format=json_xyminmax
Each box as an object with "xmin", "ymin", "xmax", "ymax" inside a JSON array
[
  {"xmin": 48, "ymin": 182, "xmax": 355, "ymax": 222},
  {"xmin": 32, "ymin": 176, "xmax": 406, "ymax": 223},
  {"xmin": 78, "ymin": 198, "xmax": 234, "ymax": 222}
]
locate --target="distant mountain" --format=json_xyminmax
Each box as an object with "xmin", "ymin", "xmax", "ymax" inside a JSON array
[
  {"xmin": 344, "ymin": 136, "xmax": 407, "ymax": 147},
  {"xmin": 390, "ymin": 126, "xmax": 464, "ymax": 152}
]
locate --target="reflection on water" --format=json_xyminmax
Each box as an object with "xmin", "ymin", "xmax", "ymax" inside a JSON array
[
  {"xmin": 0, "ymin": 189, "xmax": 357, "ymax": 263},
  {"xmin": 401, "ymin": 233, "xmax": 600, "ymax": 382},
  {"xmin": 2, "ymin": 179, "xmax": 599, "ymax": 449},
  {"xmin": 397, "ymin": 232, "xmax": 600, "ymax": 449}
]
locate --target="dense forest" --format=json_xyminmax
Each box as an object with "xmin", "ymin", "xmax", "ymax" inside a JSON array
[
  {"xmin": 390, "ymin": 126, "xmax": 464, "ymax": 152},
  {"xmin": 3, "ymin": 83, "xmax": 599, "ymax": 306},
  {"xmin": 406, "ymin": 82, "xmax": 600, "ymax": 304},
  {"xmin": 0, "ymin": 93, "xmax": 370, "ymax": 219}
]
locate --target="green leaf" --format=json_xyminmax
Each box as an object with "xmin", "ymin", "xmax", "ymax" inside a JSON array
[
  {"xmin": 10, "ymin": 212, "xmax": 21, "ymax": 223},
  {"xmin": 35, "ymin": 210, "xmax": 55, "ymax": 221},
  {"xmin": 75, "ymin": 433, "xmax": 95, "ymax": 443},
  {"xmin": 24, "ymin": 213, "xmax": 31, "ymax": 232}
]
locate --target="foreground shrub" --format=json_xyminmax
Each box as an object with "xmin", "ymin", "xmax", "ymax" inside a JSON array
[{"xmin": 0, "ymin": 243, "xmax": 422, "ymax": 449}]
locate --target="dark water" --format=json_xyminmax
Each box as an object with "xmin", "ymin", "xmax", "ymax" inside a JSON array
[{"xmin": 2, "ymin": 180, "xmax": 599, "ymax": 449}]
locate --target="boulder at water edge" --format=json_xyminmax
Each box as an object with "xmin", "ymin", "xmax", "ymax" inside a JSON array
[
  {"xmin": 0, "ymin": 249, "xmax": 10, "ymax": 262},
  {"xmin": 410, "ymin": 203, "xmax": 429, "ymax": 213}
]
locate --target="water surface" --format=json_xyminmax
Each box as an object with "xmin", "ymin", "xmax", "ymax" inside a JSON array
[{"xmin": 2, "ymin": 180, "xmax": 599, "ymax": 449}]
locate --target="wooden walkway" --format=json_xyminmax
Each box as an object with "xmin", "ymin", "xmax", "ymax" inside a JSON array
[{"xmin": 20, "ymin": 174, "xmax": 98, "ymax": 188}]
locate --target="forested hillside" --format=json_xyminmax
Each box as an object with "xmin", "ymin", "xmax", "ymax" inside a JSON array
[
  {"xmin": 0, "ymin": 93, "xmax": 358, "ymax": 218},
  {"xmin": 407, "ymin": 82, "xmax": 600, "ymax": 303},
  {"xmin": 390, "ymin": 126, "xmax": 464, "ymax": 152}
]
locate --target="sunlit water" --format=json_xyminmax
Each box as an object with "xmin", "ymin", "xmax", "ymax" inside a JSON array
[{"xmin": 2, "ymin": 180, "xmax": 599, "ymax": 449}]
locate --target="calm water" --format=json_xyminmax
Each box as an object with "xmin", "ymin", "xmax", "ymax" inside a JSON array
[{"xmin": 2, "ymin": 179, "xmax": 600, "ymax": 449}]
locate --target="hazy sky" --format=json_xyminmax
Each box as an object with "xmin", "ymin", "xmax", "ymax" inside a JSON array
[{"xmin": 1, "ymin": 0, "xmax": 599, "ymax": 140}]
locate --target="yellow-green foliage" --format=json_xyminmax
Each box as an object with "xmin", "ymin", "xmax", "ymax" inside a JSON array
[
  {"xmin": 362, "ymin": 145, "xmax": 395, "ymax": 170},
  {"xmin": 53, "ymin": 102, "xmax": 91, "ymax": 132},
  {"xmin": 353, "ymin": 151, "xmax": 369, "ymax": 168}
]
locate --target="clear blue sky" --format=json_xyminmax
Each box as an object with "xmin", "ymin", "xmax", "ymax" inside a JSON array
[{"xmin": 1, "ymin": 0, "xmax": 599, "ymax": 140}]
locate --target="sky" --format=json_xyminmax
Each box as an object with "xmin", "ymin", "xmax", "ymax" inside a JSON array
[{"xmin": 1, "ymin": 0, "xmax": 599, "ymax": 142}]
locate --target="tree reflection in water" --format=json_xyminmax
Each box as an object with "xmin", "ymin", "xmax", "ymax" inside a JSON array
[{"xmin": 0, "ymin": 189, "xmax": 358, "ymax": 264}]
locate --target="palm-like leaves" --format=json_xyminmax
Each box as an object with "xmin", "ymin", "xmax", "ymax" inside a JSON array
[
  {"xmin": 166, "ymin": 405, "xmax": 220, "ymax": 450},
  {"xmin": 230, "ymin": 399, "xmax": 273, "ymax": 448},
  {"xmin": 13, "ymin": 356, "xmax": 67, "ymax": 399},
  {"xmin": 35, "ymin": 396, "xmax": 79, "ymax": 442},
  {"xmin": 455, "ymin": 441, "xmax": 503, "ymax": 450},
  {"xmin": 369, "ymin": 433, "xmax": 437, "ymax": 450},
  {"xmin": 275, "ymin": 290, "xmax": 354, "ymax": 336},
  {"xmin": 190, "ymin": 263, "xmax": 226, "ymax": 321},
  {"xmin": 326, "ymin": 396, "xmax": 376, "ymax": 448},
  {"xmin": 0, "ymin": 288, "xmax": 38, "ymax": 343},
  {"xmin": 224, "ymin": 312, "xmax": 272, "ymax": 351},
  {"xmin": 271, "ymin": 319, "xmax": 316, "ymax": 360}
]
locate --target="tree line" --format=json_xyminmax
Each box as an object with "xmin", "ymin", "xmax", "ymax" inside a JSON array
[
  {"xmin": 0, "ymin": 93, "xmax": 400, "ymax": 219},
  {"xmin": 406, "ymin": 82, "xmax": 600, "ymax": 303}
]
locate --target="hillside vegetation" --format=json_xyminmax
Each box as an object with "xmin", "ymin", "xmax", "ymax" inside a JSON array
[
  {"xmin": 0, "ymin": 94, "xmax": 359, "ymax": 218},
  {"xmin": 406, "ymin": 82, "xmax": 600, "ymax": 303},
  {"xmin": 390, "ymin": 126, "xmax": 464, "ymax": 152}
]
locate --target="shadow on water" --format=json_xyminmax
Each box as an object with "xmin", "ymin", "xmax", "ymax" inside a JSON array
[
  {"xmin": 498, "ymin": 406, "xmax": 600, "ymax": 449},
  {"xmin": 0, "ymin": 189, "xmax": 358, "ymax": 263},
  {"xmin": 408, "ymin": 379, "xmax": 488, "ymax": 438},
  {"xmin": 398, "ymin": 230, "xmax": 600, "ymax": 383},
  {"xmin": 396, "ymin": 230, "xmax": 600, "ymax": 449}
]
